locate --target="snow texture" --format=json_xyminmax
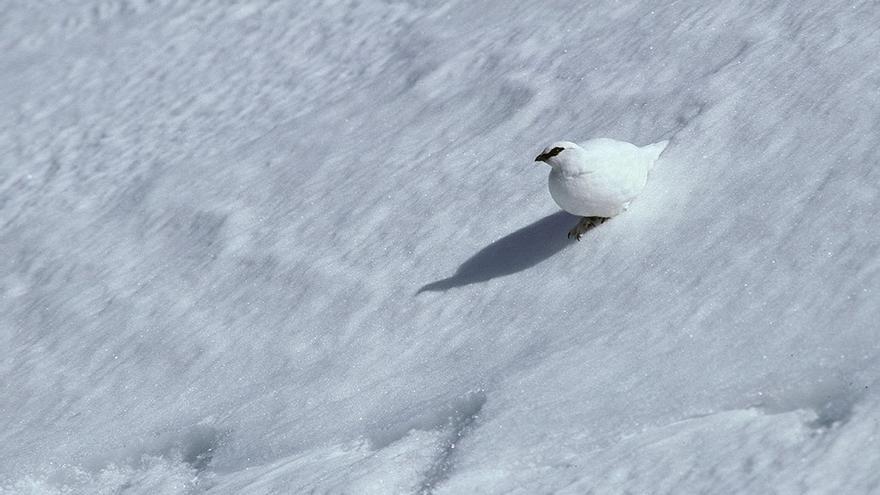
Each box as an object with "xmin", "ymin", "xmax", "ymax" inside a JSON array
[{"xmin": 1, "ymin": 1, "xmax": 879, "ymax": 493}]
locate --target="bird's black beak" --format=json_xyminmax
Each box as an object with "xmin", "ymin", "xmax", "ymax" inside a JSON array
[{"xmin": 535, "ymin": 152, "xmax": 550, "ymax": 163}]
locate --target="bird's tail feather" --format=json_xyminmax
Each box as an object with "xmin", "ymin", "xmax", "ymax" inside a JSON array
[{"xmin": 642, "ymin": 140, "xmax": 669, "ymax": 169}]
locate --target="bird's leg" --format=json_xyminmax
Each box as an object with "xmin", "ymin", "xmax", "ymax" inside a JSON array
[
  {"xmin": 567, "ymin": 217, "xmax": 590, "ymax": 241},
  {"xmin": 567, "ymin": 216, "xmax": 608, "ymax": 241}
]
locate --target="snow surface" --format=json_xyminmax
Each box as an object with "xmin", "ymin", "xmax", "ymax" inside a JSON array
[{"xmin": 2, "ymin": 1, "xmax": 879, "ymax": 493}]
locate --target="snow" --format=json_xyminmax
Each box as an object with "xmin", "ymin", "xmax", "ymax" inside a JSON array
[{"xmin": 2, "ymin": 1, "xmax": 879, "ymax": 493}]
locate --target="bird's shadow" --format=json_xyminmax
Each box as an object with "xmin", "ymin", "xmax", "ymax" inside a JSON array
[{"xmin": 418, "ymin": 211, "xmax": 577, "ymax": 293}]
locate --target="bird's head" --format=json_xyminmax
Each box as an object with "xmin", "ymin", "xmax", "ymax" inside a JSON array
[{"xmin": 534, "ymin": 141, "xmax": 582, "ymax": 169}]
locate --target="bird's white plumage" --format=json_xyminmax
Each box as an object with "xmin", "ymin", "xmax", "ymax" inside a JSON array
[{"xmin": 538, "ymin": 138, "xmax": 668, "ymax": 217}]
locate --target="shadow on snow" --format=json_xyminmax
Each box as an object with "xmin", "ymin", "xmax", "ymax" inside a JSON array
[{"xmin": 418, "ymin": 211, "xmax": 576, "ymax": 293}]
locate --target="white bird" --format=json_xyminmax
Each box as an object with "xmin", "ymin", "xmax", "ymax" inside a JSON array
[{"xmin": 535, "ymin": 138, "xmax": 668, "ymax": 240}]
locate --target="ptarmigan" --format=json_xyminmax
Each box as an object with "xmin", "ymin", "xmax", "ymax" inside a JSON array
[{"xmin": 535, "ymin": 138, "xmax": 668, "ymax": 240}]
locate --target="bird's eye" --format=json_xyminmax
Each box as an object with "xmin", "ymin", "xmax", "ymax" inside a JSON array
[{"xmin": 549, "ymin": 147, "xmax": 564, "ymax": 156}]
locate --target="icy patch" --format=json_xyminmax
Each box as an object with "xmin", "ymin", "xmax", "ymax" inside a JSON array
[
  {"xmin": 749, "ymin": 374, "xmax": 870, "ymax": 430},
  {"xmin": 1, "ymin": 456, "xmax": 202, "ymax": 495},
  {"xmin": 362, "ymin": 392, "xmax": 488, "ymax": 493},
  {"xmin": 1, "ymin": 424, "xmax": 227, "ymax": 495},
  {"xmin": 85, "ymin": 424, "xmax": 228, "ymax": 474},
  {"xmin": 203, "ymin": 392, "xmax": 487, "ymax": 493},
  {"xmin": 367, "ymin": 391, "xmax": 487, "ymax": 450}
]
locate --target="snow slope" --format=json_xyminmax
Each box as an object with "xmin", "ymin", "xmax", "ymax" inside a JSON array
[{"xmin": 2, "ymin": 1, "xmax": 879, "ymax": 493}]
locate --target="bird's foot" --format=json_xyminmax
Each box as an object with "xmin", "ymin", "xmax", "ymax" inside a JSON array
[{"xmin": 567, "ymin": 216, "xmax": 608, "ymax": 241}]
